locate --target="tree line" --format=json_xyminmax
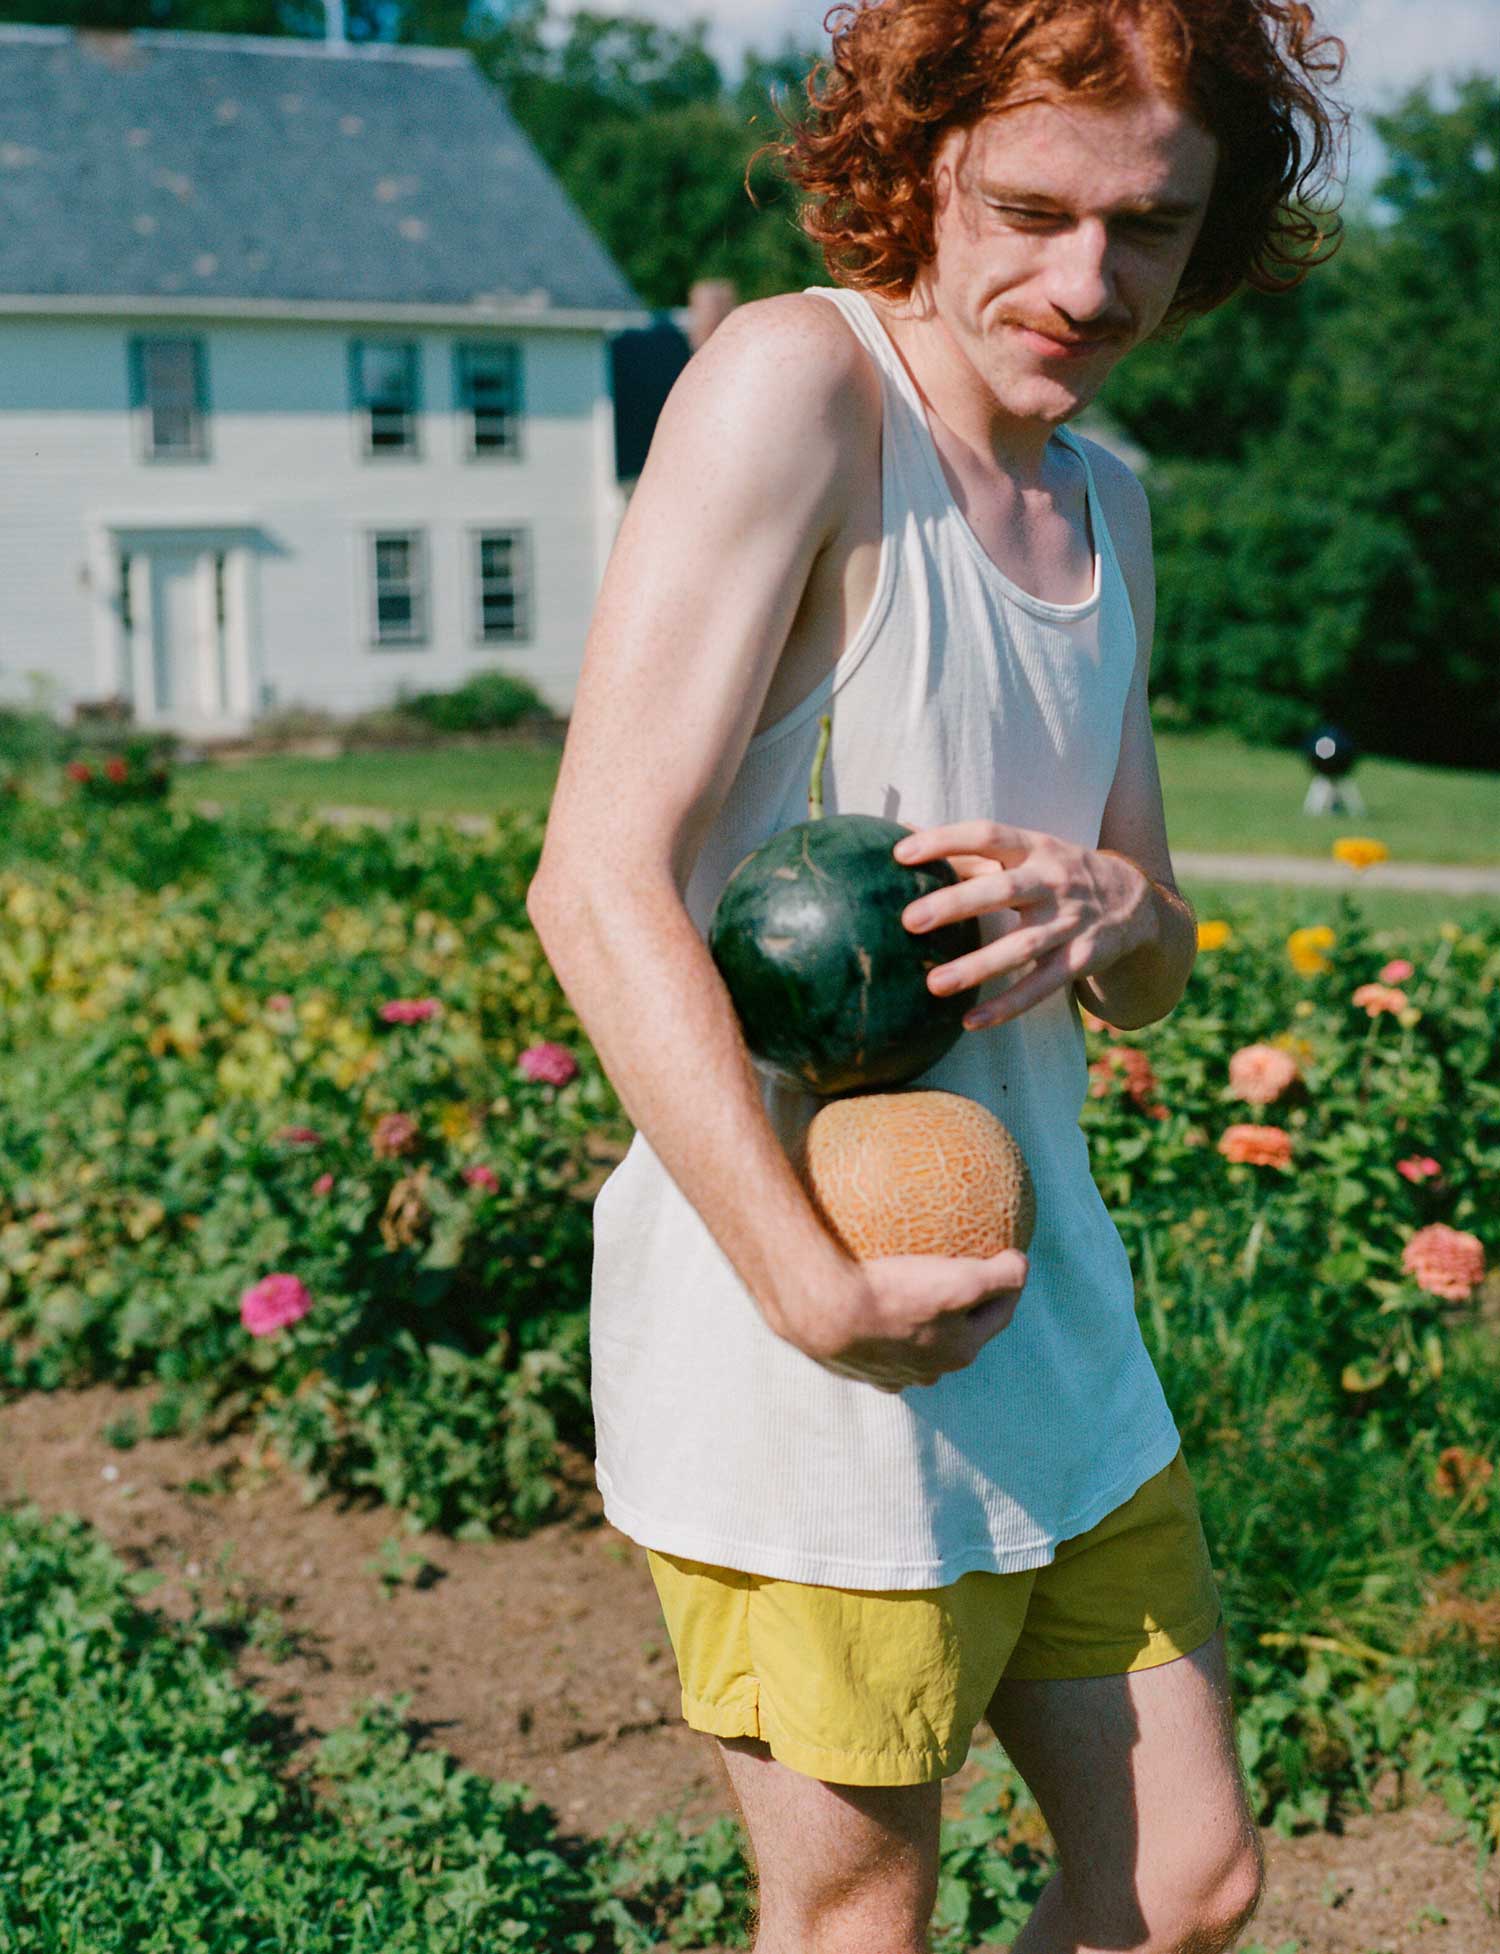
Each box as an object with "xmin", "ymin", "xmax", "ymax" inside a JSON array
[{"xmin": 6, "ymin": 1, "xmax": 1496, "ymax": 765}]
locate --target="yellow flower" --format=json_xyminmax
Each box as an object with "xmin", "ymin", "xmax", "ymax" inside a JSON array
[
  {"xmin": 1288, "ymin": 925, "xmax": 1336, "ymax": 976},
  {"xmin": 1332, "ymin": 837, "xmax": 1390, "ymax": 872},
  {"xmin": 1292, "ymin": 1000, "xmax": 1317, "ymax": 1019},
  {"xmin": 1438, "ymin": 921, "xmax": 1462, "ymax": 943},
  {"xmin": 1271, "ymin": 1031, "xmax": 1318, "ymax": 1066},
  {"xmin": 1197, "ymin": 920, "xmax": 1233, "ymax": 951}
]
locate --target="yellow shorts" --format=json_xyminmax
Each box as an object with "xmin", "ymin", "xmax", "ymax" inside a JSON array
[{"xmin": 645, "ymin": 1447, "xmax": 1222, "ymax": 1787}]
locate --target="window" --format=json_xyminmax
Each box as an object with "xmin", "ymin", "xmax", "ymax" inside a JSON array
[
  {"xmin": 370, "ymin": 531, "xmax": 427, "ymax": 644},
  {"xmin": 350, "ymin": 340, "xmax": 420, "ymax": 455},
  {"xmin": 473, "ymin": 529, "xmax": 531, "ymax": 645},
  {"xmin": 130, "ymin": 336, "xmax": 209, "ymax": 460},
  {"xmin": 455, "ymin": 342, "xmax": 523, "ymax": 458}
]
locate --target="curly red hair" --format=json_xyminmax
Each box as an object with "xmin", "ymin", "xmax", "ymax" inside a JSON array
[{"xmin": 758, "ymin": 0, "xmax": 1350, "ymax": 323}]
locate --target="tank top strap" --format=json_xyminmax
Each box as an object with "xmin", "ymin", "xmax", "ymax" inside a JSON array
[
  {"xmin": 799, "ymin": 283, "xmax": 944, "ymax": 519},
  {"xmin": 1051, "ymin": 422, "xmax": 1138, "ymax": 660}
]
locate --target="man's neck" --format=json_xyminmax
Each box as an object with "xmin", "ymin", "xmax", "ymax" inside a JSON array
[{"xmin": 868, "ymin": 290, "xmax": 1061, "ymax": 488}]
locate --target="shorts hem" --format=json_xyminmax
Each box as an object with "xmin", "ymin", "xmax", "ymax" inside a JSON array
[
  {"xmin": 679, "ymin": 1688, "xmax": 963, "ymax": 1788},
  {"xmin": 1002, "ymin": 1600, "xmax": 1224, "ymax": 1682}
]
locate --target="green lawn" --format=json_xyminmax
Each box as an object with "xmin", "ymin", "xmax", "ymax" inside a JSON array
[{"xmin": 174, "ymin": 725, "xmax": 1498, "ymax": 867}]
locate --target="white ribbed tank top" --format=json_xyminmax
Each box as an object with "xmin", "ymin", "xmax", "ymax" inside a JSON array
[{"xmin": 587, "ymin": 284, "xmax": 1181, "ymax": 1589}]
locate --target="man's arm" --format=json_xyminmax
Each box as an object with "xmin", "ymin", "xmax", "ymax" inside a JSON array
[
  {"xmin": 526, "ymin": 296, "xmax": 878, "ymax": 1340},
  {"xmin": 1072, "ymin": 448, "xmax": 1198, "ymax": 1032}
]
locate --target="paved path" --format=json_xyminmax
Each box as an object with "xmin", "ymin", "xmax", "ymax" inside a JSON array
[{"xmin": 187, "ymin": 801, "xmax": 1500, "ymax": 897}]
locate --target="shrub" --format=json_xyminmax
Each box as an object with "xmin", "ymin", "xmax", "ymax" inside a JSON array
[{"xmin": 398, "ymin": 670, "xmax": 551, "ymax": 734}]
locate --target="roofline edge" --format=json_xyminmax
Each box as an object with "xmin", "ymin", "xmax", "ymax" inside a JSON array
[
  {"xmin": 0, "ymin": 24, "xmax": 469, "ymax": 64},
  {"xmin": 0, "ymin": 292, "xmax": 650, "ymax": 332}
]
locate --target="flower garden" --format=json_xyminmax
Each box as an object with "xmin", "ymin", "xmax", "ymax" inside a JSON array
[{"xmin": 0, "ymin": 793, "xmax": 1496, "ymax": 1948}]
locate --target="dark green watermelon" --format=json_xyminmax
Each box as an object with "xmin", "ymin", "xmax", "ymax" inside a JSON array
[{"xmin": 708, "ymin": 717, "xmax": 980, "ymax": 1096}]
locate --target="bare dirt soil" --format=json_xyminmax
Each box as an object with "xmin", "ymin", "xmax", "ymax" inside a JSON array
[{"xmin": 2, "ymin": 1380, "xmax": 1493, "ymax": 1952}]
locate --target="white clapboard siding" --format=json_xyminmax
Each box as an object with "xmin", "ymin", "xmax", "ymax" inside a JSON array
[{"xmin": 0, "ymin": 312, "xmax": 626, "ymax": 731}]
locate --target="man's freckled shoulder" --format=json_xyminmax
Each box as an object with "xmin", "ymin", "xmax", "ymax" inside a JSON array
[{"xmin": 691, "ymin": 293, "xmax": 881, "ymax": 427}]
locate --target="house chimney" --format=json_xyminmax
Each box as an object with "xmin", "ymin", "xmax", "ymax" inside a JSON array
[
  {"xmin": 324, "ymin": 0, "xmax": 348, "ymax": 48},
  {"xmin": 687, "ymin": 279, "xmax": 739, "ymax": 352}
]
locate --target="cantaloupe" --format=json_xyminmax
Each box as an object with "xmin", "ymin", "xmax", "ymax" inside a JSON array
[{"xmin": 793, "ymin": 1089, "xmax": 1036, "ymax": 1261}]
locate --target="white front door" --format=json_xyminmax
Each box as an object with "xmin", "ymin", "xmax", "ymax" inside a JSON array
[{"xmin": 131, "ymin": 544, "xmax": 242, "ymax": 732}]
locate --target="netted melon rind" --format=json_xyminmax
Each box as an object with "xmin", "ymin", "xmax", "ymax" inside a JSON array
[{"xmin": 800, "ymin": 1089, "xmax": 1036, "ymax": 1260}]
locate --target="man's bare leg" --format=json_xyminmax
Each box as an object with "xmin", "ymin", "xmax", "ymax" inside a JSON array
[
  {"xmin": 715, "ymin": 1734, "xmax": 943, "ymax": 1954},
  {"xmin": 989, "ymin": 1626, "xmax": 1265, "ymax": 1953}
]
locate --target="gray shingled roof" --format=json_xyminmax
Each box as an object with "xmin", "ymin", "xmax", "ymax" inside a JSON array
[{"xmin": 0, "ymin": 25, "xmax": 640, "ymax": 314}]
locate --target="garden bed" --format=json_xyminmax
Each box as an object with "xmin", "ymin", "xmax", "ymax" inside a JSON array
[{"xmin": 2, "ymin": 1378, "xmax": 1494, "ymax": 1950}]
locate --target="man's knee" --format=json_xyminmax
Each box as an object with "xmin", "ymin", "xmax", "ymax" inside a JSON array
[
  {"xmin": 1147, "ymin": 1831, "xmax": 1265, "ymax": 1953},
  {"xmin": 1198, "ymin": 1832, "xmax": 1266, "ymax": 1945},
  {"xmin": 1066, "ymin": 1828, "xmax": 1265, "ymax": 1954}
]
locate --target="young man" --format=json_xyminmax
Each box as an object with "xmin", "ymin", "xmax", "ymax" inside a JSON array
[{"xmin": 528, "ymin": 3, "xmax": 1347, "ymax": 1948}]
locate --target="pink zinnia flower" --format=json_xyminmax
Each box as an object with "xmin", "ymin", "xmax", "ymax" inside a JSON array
[
  {"xmin": 104, "ymin": 756, "xmax": 129, "ymax": 783},
  {"xmin": 372, "ymin": 1111, "xmax": 420, "ymax": 1158},
  {"xmin": 1352, "ymin": 982, "xmax": 1408, "ymax": 1017},
  {"xmin": 1228, "ymin": 1043, "xmax": 1302, "ymax": 1106},
  {"xmin": 267, "ymin": 993, "xmax": 295, "ymax": 1014},
  {"xmin": 1397, "ymin": 1156, "xmax": 1442, "ymax": 1184},
  {"xmin": 275, "ymin": 1125, "xmax": 322, "ymax": 1148},
  {"xmin": 240, "ymin": 1272, "xmax": 313, "ymax": 1337},
  {"xmin": 379, "ymin": 998, "xmax": 443, "ymax": 1025},
  {"xmin": 1402, "ymin": 1224, "xmax": 1486, "ymax": 1301},
  {"xmin": 65, "ymin": 760, "xmax": 92, "ymax": 783},
  {"xmin": 464, "ymin": 1164, "xmax": 501, "ymax": 1194},
  {"xmin": 1380, "ymin": 959, "xmax": 1415, "ymax": 985},
  {"xmin": 1218, "ymin": 1123, "xmax": 1294, "ymax": 1169},
  {"xmin": 311, "ymin": 1172, "xmax": 335, "ymax": 1196},
  {"xmin": 518, "ymin": 1042, "xmax": 579, "ymax": 1088},
  {"xmin": 1088, "ymin": 1045, "xmax": 1160, "ymax": 1111}
]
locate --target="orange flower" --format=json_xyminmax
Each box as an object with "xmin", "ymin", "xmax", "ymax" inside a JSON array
[
  {"xmin": 1218, "ymin": 1123, "xmax": 1294, "ymax": 1169},
  {"xmin": 1088, "ymin": 1045, "xmax": 1166, "ymax": 1117},
  {"xmin": 1228, "ymin": 1043, "xmax": 1301, "ymax": 1106},
  {"xmin": 1403, "ymin": 1224, "xmax": 1486, "ymax": 1301},
  {"xmin": 1352, "ymin": 982, "xmax": 1408, "ymax": 1017},
  {"xmin": 1332, "ymin": 837, "xmax": 1390, "ymax": 872},
  {"xmin": 1197, "ymin": 920, "xmax": 1232, "ymax": 951}
]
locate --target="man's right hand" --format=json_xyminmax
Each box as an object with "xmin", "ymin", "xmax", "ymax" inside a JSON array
[{"xmin": 777, "ymin": 1251, "xmax": 1030, "ymax": 1393}]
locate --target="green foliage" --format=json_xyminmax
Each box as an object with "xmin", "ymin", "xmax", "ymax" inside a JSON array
[
  {"xmin": 1102, "ymin": 77, "xmax": 1500, "ymax": 767},
  {"xmin": 467, "ymin": 5, "xmax": 821, "ymax": 307},
  {"xmin": 2, "ymin": 811, "xmax": 1500, "ymax": 1924},
  {"xmin": 0, "ymin": 798, "xmax": 625, "ymax": 1537},
  {"xmin": 0, "ymin": 1501, "xmax": 611, "ymax": 1947},
  {"xmin": 399, "ymin": 668, "xmax": 550, "ymax": 733}
]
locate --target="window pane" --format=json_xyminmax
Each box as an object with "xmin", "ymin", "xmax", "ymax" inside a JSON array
[
  {"xmin": 460, "ymin": 344, "xmax": 519, "ymax": 455},
  {"xmin": 375, "ymin": 537, "xmax": 411, "ymax": 581},
  {"xmin": 476, "ymin": 529, "xmax": 527, "ymax": 643},
  {"xmin": 378, "ymin": 591, "xmax": 415, "ymax": 633},
  {"xmin": 373, "ymin": 533, "xmax": 424, "ymax": 643},
  {"xmin": 360, "ymin": 343, "xmax": 414, "ymax": 409},
  {"xmin": 355, "ymin": 342, "xmax": 418, "ymax": 454},
  {"xmin": 144, "ymin": 340, "xmax": 198, "ymax": 408},
  {"xmin": 137, "ymin": 337, "xmax": 204, "ymax": 455}
]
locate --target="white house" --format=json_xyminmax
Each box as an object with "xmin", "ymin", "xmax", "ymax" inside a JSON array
[{"xmin": 0, "ymin": 24, "xmax": 646, "ymax": 737}]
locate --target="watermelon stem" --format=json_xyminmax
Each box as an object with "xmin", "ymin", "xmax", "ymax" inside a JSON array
[{"xmin": 809, "ymin": 714, "xmax": 832, "ymax": 822}]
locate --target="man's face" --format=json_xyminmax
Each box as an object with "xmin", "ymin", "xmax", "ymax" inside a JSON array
[{"xmin": 917, "ymin": 85, "xmax": 1219, "ymax": 427}]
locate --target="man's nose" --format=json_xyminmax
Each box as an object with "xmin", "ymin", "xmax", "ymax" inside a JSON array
[{"xmin": 1042, "ymin": 217, "xmax": 1117, "ymax": 324}]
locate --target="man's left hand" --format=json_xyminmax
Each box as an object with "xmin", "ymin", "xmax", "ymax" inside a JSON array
[{"xmin": 894, "ymin": 821, "xmax": 1155, "ymax": 1030}]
